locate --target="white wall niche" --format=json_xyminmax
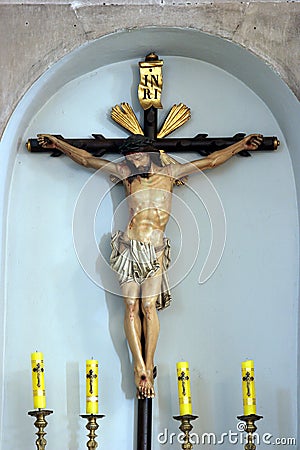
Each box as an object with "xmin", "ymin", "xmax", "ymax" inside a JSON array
[{"xmin": 0, "ymin": 28, "xmax": 299, "ymax": 449}]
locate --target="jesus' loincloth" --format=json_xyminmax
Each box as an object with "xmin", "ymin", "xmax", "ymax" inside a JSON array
[{"xmin": 110, "ymin": 231, "xmax": 171, "ymax": 310}]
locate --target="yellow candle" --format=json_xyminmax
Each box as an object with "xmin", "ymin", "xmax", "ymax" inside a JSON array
[
  {"xmin": 177, "ymin": 362, "xmax": 192, "ymax": 415},
  {"xmin": 31, "ymin": 351, "xmax": 46, "ymax": 409},
  {"xmin": 241, "ymin": 360, "xmax": 256, "ymax": 415},
  {"xmin": 86, "ymin": 359, "xmax": 98, "ymax": 414}
]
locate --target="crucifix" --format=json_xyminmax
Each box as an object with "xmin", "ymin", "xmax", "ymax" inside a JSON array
[
  {"xmin": 243, "ymin": 371, "xmax": 255, "ymax": 397},
  {"xmin": 86, "ymin": 369, "xmax": 97, "ymax": 395},
  {"xmin": 178, "ymin": 370, "xmax": 190, "ymax": 397},
  {"xmin": 27, "ymin": 53, "xmax": 279, "ymax": 450},
  {"xmin": 33, "ymin": 363, "xmax": 44, "ymax": 388}
]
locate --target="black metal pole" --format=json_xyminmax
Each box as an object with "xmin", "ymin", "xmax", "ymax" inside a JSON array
[
  {"xmin": 137, "ymin": 311, "xmax": 153, "ymax": 450},
  {"xmin": 135, "ymin": 105, "xmax": 158, "ymax": 450},
  {"xmin": 137, "ymin": 398, "xmax": 152, "ymax": 450},
  {"xmin": 143, "ymin": 107, "xmax": 157, "ymax": 140}
]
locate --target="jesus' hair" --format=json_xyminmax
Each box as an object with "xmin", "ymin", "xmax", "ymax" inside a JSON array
[{"xmin": 125, "ymin": 152, "xmax": 163, "ymax": 184}]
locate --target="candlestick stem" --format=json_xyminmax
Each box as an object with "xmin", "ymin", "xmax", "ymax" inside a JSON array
[
  {"xmin": 237, "ymin": 414, "xmax": 263, "ymax": 450},
  {"xmin": 80, "ymin": 414, "xmax": 105, "ymax": 449},
  {"xmin": 173, "ymin": 414, "xmax": 198, "ymax": 449},
  {"xmin": 28, "ymin": 409, "xmax": 53, "ymax": 450}
]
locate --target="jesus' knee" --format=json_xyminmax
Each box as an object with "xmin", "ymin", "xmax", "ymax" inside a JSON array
[
  {"xmin": 141, "ymin": 297, "xmax": 157, "ymax": 321},
  {"xmin": 124, "ymin": 298, "xmax": 139, "ymax": 322}
]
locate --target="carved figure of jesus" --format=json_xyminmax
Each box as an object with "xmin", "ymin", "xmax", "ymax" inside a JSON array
[{"xmin": 37, "ymin": 132, "xmax": 263, "ymax": 399}]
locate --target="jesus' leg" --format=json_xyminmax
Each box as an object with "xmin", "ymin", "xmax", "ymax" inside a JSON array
[
  {"xmin": 140, "ymin": 253, "xmax": 164, "ymax": 398},
  {"xmin": 122, "ymin": 281, "xmax": 149, "ymax": 395}
]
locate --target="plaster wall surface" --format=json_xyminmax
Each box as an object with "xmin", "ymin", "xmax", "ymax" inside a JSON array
[{"xmin": 0, "ymin": 1, "xmax": 299, "ymax": 138}]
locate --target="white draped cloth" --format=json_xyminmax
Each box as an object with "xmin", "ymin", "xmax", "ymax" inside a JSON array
[{"xmin": 110, "ymin": 231, "xmax": 171, "ymax": 310}]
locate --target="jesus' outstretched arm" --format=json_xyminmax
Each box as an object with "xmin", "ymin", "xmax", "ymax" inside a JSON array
[
  {"xmin": 37, "ymin": 134, "xmax": 120, "ymax": 177},
  {"xmin": 171, "ymin": 134, "xmax": 263, "ymax": 179}
]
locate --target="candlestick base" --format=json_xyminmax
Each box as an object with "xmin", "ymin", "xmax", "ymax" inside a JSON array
[
  {"xmin": 173, "ymin": 414, "xmax": 198, "ymax": 450},
  {"xmin": 28, "ymin": 409, "xmax": 53, "ymax": 450},
  {"xmin": 237, "ymin": 414, "xmax": 263, "ymax": 450},
  {"xmin": 80, "ymin": 414, "xmax": 105, "ymax": 449}
]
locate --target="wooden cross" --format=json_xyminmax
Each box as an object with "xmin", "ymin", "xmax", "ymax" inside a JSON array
[
  {"xmin": 26, "ymin": 53, "xmax": 278, "ymax": 158},
  {"xmin": 86, "ymin": 369, "xmax": 97, "ymax": 395},
  {"xmin": 178, "ymin": 370, "xmax": 190, "ymax": 396},
  {"xmin": 33, "ymin": 363, "xmax": 44, "ymax": 388},
  {"xmin": 243, "ymin": 371, "xmax": 254, "ymax": 397}
]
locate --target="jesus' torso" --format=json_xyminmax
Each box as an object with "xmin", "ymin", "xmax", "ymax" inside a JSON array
[{"xmin": 122, "ymin": 168, "xmax": 175, "ymax": 246}]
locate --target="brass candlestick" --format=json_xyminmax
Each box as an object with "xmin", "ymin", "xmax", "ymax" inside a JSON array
[
  {"xmin": 80, "ymin": 414, "xmax": 105, "ymax": 449},
  {"xmin": 237, "ymin": 414, "xmax": 263, "ymax": 450},
  {"xmin": 173, "ymin": 414, "xmax": 198, "ymax": 449},
  {"xmin": 28, "ymin": 409, "xmax": 53, "ymax": 450}
]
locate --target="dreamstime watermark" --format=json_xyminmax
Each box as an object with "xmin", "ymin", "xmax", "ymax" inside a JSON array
[
  {"xmin": 157, "ymin": 423, "xmax": 296, "ymax": 446},
  {"xmin": 72, "ymin": 154, "xmax": 227, "ymax": 293}
]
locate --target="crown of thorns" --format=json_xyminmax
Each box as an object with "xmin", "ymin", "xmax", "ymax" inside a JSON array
[{"xmin": 119, "ymin": 134, "xmax": 157, "ymax": 155}]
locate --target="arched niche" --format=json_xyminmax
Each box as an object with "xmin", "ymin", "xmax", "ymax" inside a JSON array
[{"xmin": 0, "ymin": 28, "xmax": 299, "ymax": 449}]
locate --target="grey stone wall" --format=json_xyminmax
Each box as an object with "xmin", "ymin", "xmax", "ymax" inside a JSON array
[{"xmin": 0, "ymin": 1, "xmax": 299, "ymax": 136}]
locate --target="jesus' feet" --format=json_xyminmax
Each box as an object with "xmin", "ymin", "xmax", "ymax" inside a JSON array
[{"xmin": 134, "ymin": 368, "xmax": 155, "ymax": 399}]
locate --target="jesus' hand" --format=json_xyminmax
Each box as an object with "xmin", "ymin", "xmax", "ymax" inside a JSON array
[
  {"xmin": 243, "ymin": 134, "xmax": 263, "ymax": 151},
  {"xmin": 37, "ymin": 134, "xmax": 56, "ymax": 149}
]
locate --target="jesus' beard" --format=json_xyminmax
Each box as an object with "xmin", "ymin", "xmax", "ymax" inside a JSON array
[{"xmin": 125, "ymin": 159, "xmax": 153, "ymax": 184}]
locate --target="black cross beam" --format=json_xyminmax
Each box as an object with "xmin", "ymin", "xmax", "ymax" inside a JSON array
[
  {"xmin": 27, "ymin": 132, "xmax": 278, "ymax": 158},
  {"xmin": 26, "ymin": 53, "xmax": 279, "ymax": 450}
]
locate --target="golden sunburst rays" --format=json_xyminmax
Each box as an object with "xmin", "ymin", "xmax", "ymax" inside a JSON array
[
  {"xmin": 157, "ymin": 103, "xmax": 191, "ymax": 139},
  {"xmin": 110, "ymin": 102, "xmax": 191, "ymax": 139},
  {"xmin": 111, "ymin": 103, "xmax": 144, "ymax": 136}
]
